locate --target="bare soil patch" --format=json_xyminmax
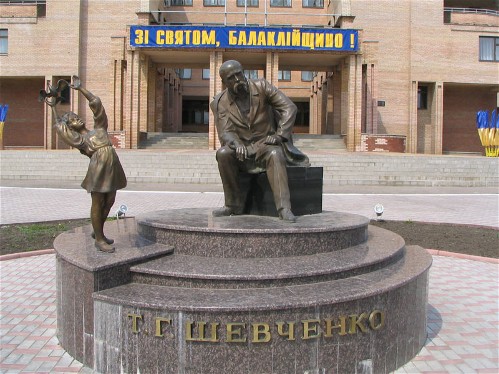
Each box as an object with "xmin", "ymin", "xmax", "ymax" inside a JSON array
[{"xmin": 1, "ymin": 218, "xmax": 497, "ymax": 259}]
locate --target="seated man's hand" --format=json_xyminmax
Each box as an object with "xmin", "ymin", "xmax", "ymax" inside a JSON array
[
  {"xmin": 264, "ymin": 135, "xmax": 282, "ymax": 145},
  {"xmin": 235, "ymin": 144, "xmax": 248, "ymax": 161}
]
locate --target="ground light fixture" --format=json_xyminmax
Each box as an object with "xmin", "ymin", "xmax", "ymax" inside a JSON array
[
  {"xmin": 374, "ymin": 203, "xmax": 384, "ymax": 221},
  {"xmin": 115, "ymin": 204, "xmax": 128, "ymax": 219}
]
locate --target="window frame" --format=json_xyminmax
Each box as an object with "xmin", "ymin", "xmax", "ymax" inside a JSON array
[
  {"xmin": 60, "ymin": 78, "xmax": 71, "ymax": 105},
  {"xmin": 479, "ymin": 36, "xmax": 499, "ymax": 62},
  {"xmin": 270, "ymin": 0, "xmax": 291, "ymax": 7},
  {"xmin": 301, "ymin": 71, "xmax": 315, "ymax": 82},
  {"xmin": 244, "ymin": 70, "xmax": 258, "ymax": 79},
  {"xmin": 177, "ymin": 69, "xmax": 192, "ymax": 79},
  {"xmin": 278, "ymin": 70, "xmax": 291, "ymax": 81},
  {"xmin": 237, "ymin": 0, "xmax": 259, "ymax": 6},
  {"xmin": 171, "ymin": 0, "xmax": 193, "ymax": 5},
  {"xmin": 202, "ymin": 68, "xmax": 210, "ymax": 80},
  {"xmin": 0, "ymin": 29, "xmax": 8, "ymax": 55},
  {"xmin": 203, "ymin": 0, "xmax": 226, "ymax": 6},
  {"xmin": 302, "ymin": 0, "xmax": 323, "ymax": 8},
  {"xmin": 417, "ymin": 86, "xmax": 428, "ymax": 110}
]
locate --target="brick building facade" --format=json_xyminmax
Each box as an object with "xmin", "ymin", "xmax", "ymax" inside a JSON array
[{"xmin": 0, "ymin": 0, "xmax": 497, "ymax": 154}]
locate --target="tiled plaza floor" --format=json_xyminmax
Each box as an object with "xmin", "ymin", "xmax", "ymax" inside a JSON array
[
  {"xmin": 1, "ymin": 253, "xmax": 497, "ymax": 373},
  {"xmin": 1, "ymin": 186, "xmax": 498, "ymax": 373}
]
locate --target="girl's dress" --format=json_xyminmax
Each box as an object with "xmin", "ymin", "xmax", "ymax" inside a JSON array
[{"xmin": 55, "ymin": 97, "xmax": 127, "ymax": 193}]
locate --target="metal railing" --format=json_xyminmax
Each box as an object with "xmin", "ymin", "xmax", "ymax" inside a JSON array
[
  {"xmin": 444, "ymin": 7, "xmax": 499, "ymax": 16},
  {"xmin": 0, "ymin": 0, "xmax": 46, "ymax": 4},
  {"xmin": 153, "ymin": 8, "xmax": 339, "ymax": 27}
]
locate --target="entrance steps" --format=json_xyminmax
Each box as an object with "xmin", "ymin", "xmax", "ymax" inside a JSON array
[
  {"xmin": 292, "ymin": 134, "xmax": 346, "ymax": 152},
  {"xmin": 1, "ymin": 149, "xmax": 498, "ymax": 188},
  {"xmin": 138, "ymin": 133, "xmax": 347, "ymax": 152},
  {"xmin": 139, "ymin": 132, "xmax": 209, "ymax": 149}
]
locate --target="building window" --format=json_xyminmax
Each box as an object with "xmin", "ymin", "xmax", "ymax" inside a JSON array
[
  {"xmin": 479, "ymin": 36, "xmax": 499, "ymax": 62},
  {"xmin": 37, "ymin": 3, "xmax": 46, "ymax": 17},
  {"xmin": 244, "ymin": 70, "xmax": 258, "ymax": 79},
  {"xmin": 237, "ymin": 0, "xmax": 259, "ymax": 6},
  {"xmin": 202, "ymin": 68, "xmax": 210, "ymax": 79},
  {"xmin": 0, "ymin": 29, "xmax": 7, "ymax": 55},
  {"xmin": 418, "ymin": 86, "xmax": 428, "ymax": 110},
  {"xmin": 301, "ymin": 71, "xmax": 314, "ymax": 81},
  {"xmin": 171, "ymin": 0, "xmax": 193, "ymax": 5},
  {"xmin": 302, "ymin": 0, "xmax": 323, "ymax": 7},
  {"xmin": 177, "ymin": 69, "xmax": 192, "ymax": 79},
  {"xmin": 278, "ymin": 70, "xmax": 291, "ymax": 81},
  {"xmin": 56, "ymin": 77, "xmax": 71, "ymax": 104},
  {"xmin": 204, "ymin": 0, "xmax": 225, "ymax": 6},
  {"xmin": 270, "ymin": 0, "xmax": 291, "ymax": 7}
]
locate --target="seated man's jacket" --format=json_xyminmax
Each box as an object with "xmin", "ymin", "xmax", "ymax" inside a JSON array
[{"xmin": 210, "ymin": 78, "xmax": 310, "ymax": 171}]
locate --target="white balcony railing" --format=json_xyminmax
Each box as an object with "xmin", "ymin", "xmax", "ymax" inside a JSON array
[{"xmin": 444, "ymin": 7, "xmax": 499, "ymax": 25}]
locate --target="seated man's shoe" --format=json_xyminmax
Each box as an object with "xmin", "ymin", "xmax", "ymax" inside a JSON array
[
  {"xmin": 212, "ymin": 206, "xmax": 243, "ymax": 217},
  {"xmin": 279, "ymin": 208, "xmax": 297, "ymax": 223}
]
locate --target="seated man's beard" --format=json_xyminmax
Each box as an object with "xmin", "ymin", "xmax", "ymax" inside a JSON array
[{"xmin": 234, "ymin": 81, "xmax": 249, "ymax": 95}]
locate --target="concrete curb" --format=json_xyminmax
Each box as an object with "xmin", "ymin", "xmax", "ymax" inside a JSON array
[
  {"xmin": 0, "ymin": 248, "xmax": 55, "ymax": 261},
  {"xmin": 426, "ymin": 248, "xmax": 499, "ymax": 264}
]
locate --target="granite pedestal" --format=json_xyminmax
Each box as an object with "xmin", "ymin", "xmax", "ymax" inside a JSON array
[{"xmin": 54, "ymin": 209, "xmax": 432, "ymax": 374}]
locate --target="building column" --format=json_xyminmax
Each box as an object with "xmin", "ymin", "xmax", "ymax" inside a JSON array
[
  {"xmin": 266, "ymin": 52, "xmax": 279, "ymax": 87},
  {"xmin": 124, "ymin": 50, "xmax": 141, "ymax": 149},
  {"xmin": 325, "ymin": 73, "xmax": 334, "ymax": 134},
  {"xmin": 110, "ymin": 37, "xmax": 126, "ymax": 132},
  {"xmin": 123, "ymin": 51, "xmax": 149, "ymax": 148},
  {"xmin": 344, "ymin": 55, "xmax": 362, "ymax": 151},
  {"xmin": 155, "ymin": 69, "xmax": 165, "ymax": 132},
  {"xmin": 111, "ymin": 60, "xmax": 125, "ymax": 132},
  {"xmin": 123, "ymin": 13, "xmax": 149, "ymax": 148},
  {"xmin": 354, "ymin": 55, "xmax": 363, "ymax": 150},
  {"xmin": 209, "ymin": 51, "xmax": 224, "ymax": 150},
  {"xmin": 175, "ymin": 78, "xmax": 182, "ymax": 132},
  {"xmin": 44, "ymin": 76, "xmax": 80, "ymax": 149},
  {"xmin": 408, "ymin": 81, "xmax": 418, "ymax": 153},
  {"xmin": 147, "ymin": 62, "xmax": 156, "ymax": 132},
  {"xmin": 310, "ymin": 84, "xmax": 317, "ymax": 134},
  {"xmin": 138, "ymin": 54, "xmax": 149, "ymax": 137},
  {"xmin": 44, "ymin": 76, "xmax": 54, "ymax": 149},
  {"xmin": 320, "ymin": 75, "xmax": 328, "ymax": 134},
  {"xmin": 310, "ymin": 78, "xmax": 321, "ymax": 135},
  {"xmin": 332, "ymin": 67, "xmax": 342, "ymax": 135},
  {"xmin": 170, "ymin": 74, "xmax": 175, "ymax": 131},
  {"xmin": 365, "ymin": 63, "xmax": 378, "ymax": 134},
  {"xmin": 433, "ymin": 82, "xmax": 444, "ymax": 154}
]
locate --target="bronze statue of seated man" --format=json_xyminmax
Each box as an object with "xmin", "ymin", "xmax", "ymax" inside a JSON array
[{"xmin": 211, "ymin": 60, "xmax": 309, "ymax": 223}]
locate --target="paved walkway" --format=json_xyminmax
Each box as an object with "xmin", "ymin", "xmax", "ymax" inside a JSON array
[
  {"xmin": 1, "ymin": 184, "xmax": 498, "ymax": 373},
  {"xmin": 1, "ymin": 185, "xmax": 498, "ymax": 227}
]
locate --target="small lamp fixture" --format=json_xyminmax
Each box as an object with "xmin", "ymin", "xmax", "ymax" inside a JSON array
[
  {"xmin": 374, "ymin": 203, "xmax": 384, "ymax": 221},
  {"xmin": 116, "ymin": 204, "xmax": 128, "ymax": 219}
]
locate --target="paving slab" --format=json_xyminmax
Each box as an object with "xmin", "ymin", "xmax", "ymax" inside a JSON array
[{"xmin": 0, "ymin": 174, "xmax": 498, "ymax": 373}]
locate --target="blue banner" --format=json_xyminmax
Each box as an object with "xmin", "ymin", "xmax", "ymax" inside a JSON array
[{"xmin": 130, "ymin": 25, "xmax": 358, "ymax": 52}]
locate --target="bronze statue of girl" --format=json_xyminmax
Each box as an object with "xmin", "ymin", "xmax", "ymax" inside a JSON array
[{"xmin": 40, "ymin": 76, "xmax": 127, "ymax": 253}]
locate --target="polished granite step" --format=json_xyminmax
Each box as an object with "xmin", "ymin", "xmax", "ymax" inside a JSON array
[
  {"xmin": 94, "ymin": 245, "xmax": 431, "ymax": 312},
  {"xmin": 130, "ymin": 226, "xmax": 405, "ymax": 289},
  {"xmin": 136, "ymin": 208, "xmax": 370, "ymax": 257}
]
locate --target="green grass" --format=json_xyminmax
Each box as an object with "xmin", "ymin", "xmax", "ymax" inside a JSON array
[{"xmin": 1, "ymin": 219, "xmax": 91, "ymax": 255}]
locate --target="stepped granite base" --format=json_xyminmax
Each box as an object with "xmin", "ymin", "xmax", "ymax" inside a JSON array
[{"xmin": 54, "ymin": 209, "xmax": 432, "ymax": 374}]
